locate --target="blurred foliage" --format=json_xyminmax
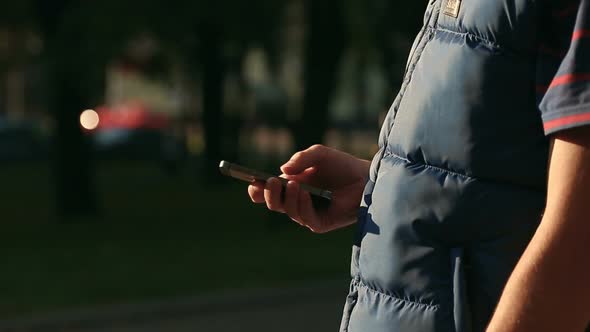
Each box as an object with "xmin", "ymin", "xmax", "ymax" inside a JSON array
[
  {"xmin": 2, "ymin": 0, "xmax": 431, "ymax": 67},
  {"xmin": 0, "ymin": 0, "xmax": 430, "ymax": 105},
  {"xmin": 0, "ymin": 3, "xmax": 35, "ymax": 27}
]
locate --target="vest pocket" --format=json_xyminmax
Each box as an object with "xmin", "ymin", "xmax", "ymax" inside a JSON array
[
  {"xmin": 451, "ymin": 247, "xmax": 472, "ymax": 332},
  {"xmin": 339, "ymin": 276, "xmax": 359, "ymax": 332}
]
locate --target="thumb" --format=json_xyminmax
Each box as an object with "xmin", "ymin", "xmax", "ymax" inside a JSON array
[
  {"xmin": 282, "ymin": 167, "xmax": 317, "ymax": 182},
  {"xmin": 281, "ymin": 145, "xmax": 326, "ymax": 175}
]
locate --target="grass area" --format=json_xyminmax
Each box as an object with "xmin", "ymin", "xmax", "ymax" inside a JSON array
[{"xmin": 0, "ymin": 161, "xmax": 354, "ymax": 319}]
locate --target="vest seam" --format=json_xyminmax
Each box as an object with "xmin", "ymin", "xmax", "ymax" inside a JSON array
[
  {"xmin": 383, "ymin": 151, "xmax": 473, "ymax": 181},
  {"xmin": 433, "ymin": 26, "xmax": 530, "ymax": 58},
  {"xmin": 352, "ymin": 277, "xmax": 440, "ymax": 311},
  {"xmin": 384, "ymin": 150, "xmax": 548, "ymax": 192},
  {"xmin": 435, "ymin": 27, "xmax": 504, "ymax": 50}
]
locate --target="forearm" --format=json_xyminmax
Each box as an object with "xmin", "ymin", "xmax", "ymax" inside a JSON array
[
  {"xmin": 487, "ymin": 211, "xmax": 590, "ymax": 331},
  {"xmin": 488, "ymin": 129, "xmax": 590, "ymax": 331}
]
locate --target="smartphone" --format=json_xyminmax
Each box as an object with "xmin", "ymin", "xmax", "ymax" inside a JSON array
[{"xmin": 219, "ymin": 160, "xmax": 332, "ymax": 206}]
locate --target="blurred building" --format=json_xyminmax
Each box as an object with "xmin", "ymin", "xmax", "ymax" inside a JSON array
[
  {"xmin": 105, "ymin": 34, "xmax": 182, "ymax": 118},
  {"xmin": 0, "ymin": 27, "xmax": 49, "ymax": 162}
]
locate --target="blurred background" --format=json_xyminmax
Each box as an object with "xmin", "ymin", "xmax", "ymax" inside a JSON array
[{"xmin": 0, "ymin": 1, "xmax": 426, "ymax": 331}]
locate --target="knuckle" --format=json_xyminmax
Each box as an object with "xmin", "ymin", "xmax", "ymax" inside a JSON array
[
  {"xmin": 266, "ymin": 183, "xmax": 279, "ymax": 194},
  {"xmin": 283, "ymin": 199, "xmax": 294, "ymax": 212},
  {"xmin": 248, "ymin": 189, "xmax": 260, "ymax": 202},
  {"xmin": 309, "ymin": 144, "xmax": 324, "ymax": 152},
  {"xmin": 266, "ymin": 199, "xmax": 283, "ymax": 213},
  {"xmin": 309, "ymin": 144, "xmax": 328, "ymax": 160},
  {"xmin": 290, "ymin": 217, "xmax": 304, "ymax": 226},
  {"xmin": 308, "ymin": 226, "xmax": 321, "ymax": 233},
  {"xmin": 287, "ymin": 212, "xmax": 300, "ymax": 222},
  {"xmin": 287, "ymin": 181, "xmax": 298, "ymax": 193},
  {"xmin": 267, "ymin": 202, "xmax": 279, "ymax": 212},
  {"xmin": 285, "ymin": 204, "xmax": 297, "ymax": 217},
  {"xmin": 311, "ymin": 226, "xmax": 327, "ymax": 234},
  {"xmin": 291, "ymin": 151, "xmax": 304, "ymax": 161}
]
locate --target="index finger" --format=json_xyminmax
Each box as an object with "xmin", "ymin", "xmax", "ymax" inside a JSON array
[
  {"xmin": 297, "ymin": 189, "xmax": 322, "ymax": 232},
  {"xmin": 248, "ymin": 181, "xmax": 266, "ymax": 203},
  {"xmin": 281, "ymin": 145, "xmax": 326, "ymax": 175}
]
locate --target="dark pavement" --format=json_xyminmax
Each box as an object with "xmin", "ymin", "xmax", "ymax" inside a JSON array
[{"xmin": 0, "ymin": 281, "xmax": 348, "ymax": 332}]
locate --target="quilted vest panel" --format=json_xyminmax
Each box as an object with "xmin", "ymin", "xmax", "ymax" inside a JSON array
[{"xmin": 341, "ymin": 1, "xmax": 549, "ymax": 331}]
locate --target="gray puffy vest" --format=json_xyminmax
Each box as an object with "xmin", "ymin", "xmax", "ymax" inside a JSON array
[{"xmin": 340, "ymin": 1, "xmax": 549, "ymax": 331}]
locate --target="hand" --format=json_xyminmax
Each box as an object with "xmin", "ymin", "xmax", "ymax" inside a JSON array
[{"xmin": 248, "ymin": 145, "xmax": 370, "ymax": 233}]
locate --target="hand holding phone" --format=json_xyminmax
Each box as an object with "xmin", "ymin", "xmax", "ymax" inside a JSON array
[{"xmin": 229, "ymin": 145, "xmax": 370, "ymax": 233}]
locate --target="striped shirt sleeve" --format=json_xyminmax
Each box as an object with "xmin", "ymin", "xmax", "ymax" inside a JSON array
[{"xmin": 539, "ymin": 0, "xmax": 590, "ymax": 135}]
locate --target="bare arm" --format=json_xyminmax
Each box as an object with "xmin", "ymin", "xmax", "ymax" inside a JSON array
[{"xmin": 487, "ymin": 128, "xmax": 590, "ymax": 331}]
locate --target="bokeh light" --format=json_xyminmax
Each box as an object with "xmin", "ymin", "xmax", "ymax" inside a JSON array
[{"xmin": 80, "ymin": 109, "xmax": 100, "ymax": 130}]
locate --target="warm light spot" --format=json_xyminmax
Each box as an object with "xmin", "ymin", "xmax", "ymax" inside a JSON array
[{"xmin": 80, "ymin": 109, "xmax": 99, "ymax": 130}]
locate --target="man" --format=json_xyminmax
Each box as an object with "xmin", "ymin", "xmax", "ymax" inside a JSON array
[{"xmin": 249, "ymin": 0, "xmax": 590, "ymax": 331}]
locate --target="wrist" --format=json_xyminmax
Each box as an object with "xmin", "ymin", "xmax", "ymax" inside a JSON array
[{"xmin": 356, "ymin": 158, "xmax": 371, "ymax": 182}]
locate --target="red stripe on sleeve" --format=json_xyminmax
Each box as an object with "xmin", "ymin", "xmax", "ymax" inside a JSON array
[
  {"xmin": 544, "ymin": 112, "xmax": 590, "ymax": 132},
  {"xmin": 573, "ymin": 29, "xmax": 590, "ymax": 41},
  {"xmin": 549, "ymin": 73, "xmax": 590, "ymax": 89}
]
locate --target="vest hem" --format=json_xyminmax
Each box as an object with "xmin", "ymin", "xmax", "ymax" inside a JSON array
[
  {"xmin": 383, "ymin": 150, "xmax": 473, "ymax": 181},
  {"xmin": 352, "ymin": 277, "xmax": 440, "ymax": 311}
]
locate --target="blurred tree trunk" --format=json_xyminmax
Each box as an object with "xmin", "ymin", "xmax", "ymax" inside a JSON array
[
  {"xmin": 295, "ymin": 1, "xmax": 345, "ymax": 151},
  {"xmin": 375, "ymin": 13, "xmax": 399, "ymax": 107},
  {"xmin": 222, "ymin": 50, "xmax": 246, "ymax": 165},
  {"xmin": 36, "ymin": 0, "xmax": 98, "ymax": 220},
  {"xmin": 200, "ymin": 20, "xmax": 225, "ymax": 181},
  {"xmin": 374, "ymin": 0, "xmax": 427, "ymax": 107},
  {"xmin": 53, "ymin": 68, "xmax": 97, "ymax": 220}
]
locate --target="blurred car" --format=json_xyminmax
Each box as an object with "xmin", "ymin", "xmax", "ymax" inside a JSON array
[
  {"xmin": 0, "ymin": 116, "xmax": 49, "ymax": 162},
  {"xmin": 87, "ymin": 103, "xmax": 185, "ymax": 168}
]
